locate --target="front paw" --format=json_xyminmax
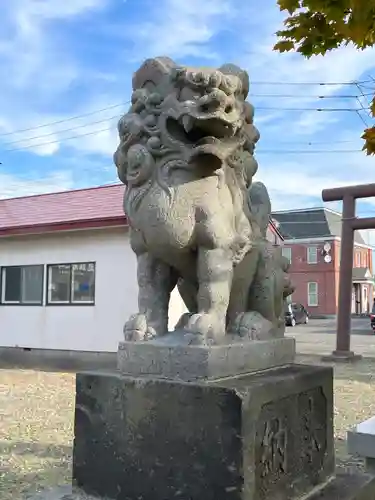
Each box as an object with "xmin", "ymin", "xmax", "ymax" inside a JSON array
[
  {"xmin": 227, "ymin": 311, "xmax": 274, "ymax": 340},
  {"xmin": 183, "ymin": 312, "xmax": 225, "ymax": 345},
  {"xmin": 123, "ymin": 314, "xmax": 157, "ymax": 342}
]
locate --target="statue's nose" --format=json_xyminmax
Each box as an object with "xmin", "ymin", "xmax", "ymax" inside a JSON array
[{"xmin": 198, "ymin": 89, "xmax": 234, "ymax": 115}]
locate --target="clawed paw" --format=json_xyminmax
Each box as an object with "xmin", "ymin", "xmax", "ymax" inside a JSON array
[
  {"xmin": 183, "ymin": 312, "xmax": 225, "ymax": 345},
  {"xmin": 227, "ymin": 311, "xmax": 274, "ymax": 341},
  {"xmin": 123, "ymin": 314, "xmax": 157, "ymax": 342}
]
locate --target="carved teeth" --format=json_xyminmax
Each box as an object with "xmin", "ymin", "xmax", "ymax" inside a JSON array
[
  {"xmin": 196, "ymin": 137, "xmax": 219, "ymax": 146},
  {"xmin": 182, "ymin": 115, "xmax": 195, "ymax": 133}
]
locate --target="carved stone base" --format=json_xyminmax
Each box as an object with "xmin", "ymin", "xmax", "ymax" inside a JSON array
[
  {"xmin": 117, "ymin": 337, "xmax": 295, "ymax": 381},
  {"xmin": 72, "ymin": 364, "xmax": 334, "ymax": 500}
]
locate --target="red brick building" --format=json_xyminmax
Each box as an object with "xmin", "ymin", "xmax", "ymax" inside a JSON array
[{"xmin": 272, "ymin": 208, "xmax": 374, "ymax": 317}]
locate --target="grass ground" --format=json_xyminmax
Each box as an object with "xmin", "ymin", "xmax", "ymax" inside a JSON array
[{"xmin": 1, "ymin": 355, "xmax": 375, "ymax": 499}]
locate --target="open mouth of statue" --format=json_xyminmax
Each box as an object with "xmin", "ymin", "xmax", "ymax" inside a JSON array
[{"xmin": 166, "ymin": 115, "xmax": 237, "ymax": 146}]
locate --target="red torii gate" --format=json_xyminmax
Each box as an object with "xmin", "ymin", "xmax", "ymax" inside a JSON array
[{"xmin": 322, "ymin": 183, "xmax": 375, "ymax": 360}]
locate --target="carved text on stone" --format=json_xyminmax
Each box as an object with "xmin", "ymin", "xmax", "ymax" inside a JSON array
[
  {"xmin": 260, "ymin": 417, "xmax": 287, "ymax": 477},
  {"xmin": 301, "ymin": 396, "xmax": 322, "ymax": 463}
]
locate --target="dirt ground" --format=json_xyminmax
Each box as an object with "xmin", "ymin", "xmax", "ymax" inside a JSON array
[{"xmin": 1, "ymin": 356, "xmax": 375, "ymax": 500}]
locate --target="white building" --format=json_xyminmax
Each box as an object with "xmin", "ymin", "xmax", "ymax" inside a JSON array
[
  {"xmin": 0, "ymin": 184, "xmax": 283, "ymax": 368},
  {"xmin": 0, "ymin": 184, "xmax": 187, "ymax": 363}
]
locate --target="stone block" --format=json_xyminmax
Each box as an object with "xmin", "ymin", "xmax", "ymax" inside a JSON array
[
  {"xmin": 73, "ymin": 364, "xmax": 334, "ymax": 500},
  {"xmin": 347, "ymin": 416, "xmax": 375, "ymax": 473},
  {"xmin": 117, "ymin": 337, "xmax": 295, "ymax": 381},
  {"xmin": 348, "ymin": 416, "xmax": 375, "ymax": 459}
]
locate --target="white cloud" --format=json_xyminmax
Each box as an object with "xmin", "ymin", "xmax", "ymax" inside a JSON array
[
  {"xmin": 0, "ymin": 171, "xmax": 75, "ymax": 199},
  {"xmin": 122, "ymin": 0, "xmax": 233, "ymax": 60},
  {"xmin": 0, "ymin": 0, "xmax": 111, "ymax": 153},
  {"xmin": 257, "ymin": 148, "xmax": 375, "ymax": 212}
]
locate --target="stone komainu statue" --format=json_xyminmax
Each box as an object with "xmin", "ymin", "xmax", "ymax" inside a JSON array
[{"xmin": 114, "ymin": 57, "xmax": 294, "ymax": 345}]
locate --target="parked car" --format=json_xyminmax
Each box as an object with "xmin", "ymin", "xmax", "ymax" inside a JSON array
[
  {"xmin": 370, "ymin": 302, "xmax": 375, "ymax": 332},
  {"xmin": 284, "ymin": 302, "xmax": 309, "ymax": 327}
]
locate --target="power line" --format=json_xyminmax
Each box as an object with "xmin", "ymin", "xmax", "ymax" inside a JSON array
[
  {"xmin": 265, "ymin": 139, "xmax": 358, "ymax": 145},
  {"xmin": 257, "ymin": 149, "xmax": 361, "ymax": 154},
  {"xmin": 0, "ymin": 83, "xmax": 373, "ymax": 141},
  {"xmin": 250, "ymin": 92, "xmax": 373, "ymax": 99},
  {"xmin": 0, "ymin": 97, "xmax": 371, "ymax": 154},
  {"xmin": 0, "ymin": 79, "xmax": 372, "ymax": 139},
  {"xmin": 0, "ymin": 102, "xmax": 129, "ymax": 138},
  {"xmin": 2, "ymin": 115, "xmax": 121, "ymax": 147},
  {"xmin": 2, "ymin": 106, "xmax": 366, "ymax": 150},
  {"xmin": 2, "ymin": 127, "xmax": 116, "ymax": 152},
  {"xmin": 0, "ymin": 126, "xmax": 367, "ymax": 155},
  {"xmin": 256, "ymin": 106, "xmax": 369, "ymax": 112},
  {"xmin": 250, "ymin": 79, "xmax": 373, "ymax": 86}
]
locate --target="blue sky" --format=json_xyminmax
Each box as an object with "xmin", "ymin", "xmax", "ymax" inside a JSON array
[{"xmin": 1, "ymin": 0, "xmax": 375, "ymax": 243}]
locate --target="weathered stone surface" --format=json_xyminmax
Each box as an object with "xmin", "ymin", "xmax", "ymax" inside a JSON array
[
  {"xmin": 23, "ymin": 474, "xmax": 375, "ymax": 500},
  {"xmin": 114, "ymin": 56, "xmax": 294, "ymax": 346},
  {"xmin": 73, "ymin": 364, "xmax": 334, "ymax": 500},
  {"xmin": 117, "ymin": 336, "xmax": 296, "ymax": 381}
]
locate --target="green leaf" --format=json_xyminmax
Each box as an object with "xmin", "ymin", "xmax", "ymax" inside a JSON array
[
  {"xmin": 362, "ymin": 127, "xmax": 375, "ymax": 156},
  {"xmin": 274, "ymin": 40, "xmax": 296, "ymax": 52},
  {"xmin": 277, "ymin": 0, "xmax": 301, "ymax": 14}
]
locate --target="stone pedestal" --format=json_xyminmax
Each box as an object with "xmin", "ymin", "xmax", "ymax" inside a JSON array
[
  {"xmin": 117, "ymin": 337, "xmax": 296, "ymax": 381},
  {"xmin": 72, "ymin": 364, "xmax": 335, "ymax": 500},
  {"xmin": 64, "ymin": 337, "xmax": 375, "ymax": 500}
]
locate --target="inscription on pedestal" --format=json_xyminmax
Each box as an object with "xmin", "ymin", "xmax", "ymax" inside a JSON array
[
  {"xmin": 255, "ymin": 387, "xmax": 327, "ymax": 500},
  {"xmin": 299, "ymin": 389, "xmax": 327, "ymax": 469},
  {"xmin": 260, "ymin": 417, "xmax": 287, "ymax": 478}
]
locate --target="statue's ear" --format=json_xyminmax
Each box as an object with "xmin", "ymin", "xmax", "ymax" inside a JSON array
[
  {"xmin": 132, "ymin": 57, "xmax": 178, "ymax": 92},
  {"xmin": 218, "ymin": 63, "xmax": 249, "ymax": 99}
]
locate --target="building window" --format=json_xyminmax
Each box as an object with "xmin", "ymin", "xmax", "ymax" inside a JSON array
[
  {"xmin": 307, "ymin": 282, "xmax": 318, "ymax": 307},
  {"xmin": 363, "ymin": 252, "xmax": 367, "ymax": 268},
  {"xmin": 355, "ymin": 252, "xmax": 361, "ymax": 267},
  {"xmin": 47, "ymin": 262, "xmax": 96, "ymax": 305},
  {"xmin": 307, "ymin": 246, "xmax": 318, "ymax": 264},
  {"xmin": 0, "ymin": 265, "xmax": 44, "ymax": 305},
  {"xmin": 282, "ymin": 247, "xmax": 292, "ymax": 264}
]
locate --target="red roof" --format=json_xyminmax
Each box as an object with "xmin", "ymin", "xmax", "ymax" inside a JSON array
[
  {"xmin": 0, "ymin": 182, "xmax": 283, "ymax": 240},
  {"xmin": 0, "ymin": 184, "xmax": 127, "ymax": 237}
]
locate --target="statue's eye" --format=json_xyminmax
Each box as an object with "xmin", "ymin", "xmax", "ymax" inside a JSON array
[{"xmin": 179, "ymin": 86, "xmax": 199, "ymax": 102}]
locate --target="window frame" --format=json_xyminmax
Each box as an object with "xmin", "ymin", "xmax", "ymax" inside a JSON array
[
  {"xmin": 307, "ymin": 282, "xmax": 318, "ymax": 307},
  {"xmin": 355, "ymin": 251, "xmax": 361, "ymax": 267},
  {"xmin": 307, "ymin": 246, "xmax": 318, "ymax": 264},
  {"xmin": 0, "ymin": 264, "xmax": 44, "ymax": 306},
  {"xmin": 46, "ymin": 262, "xmax": 96, "ymax": 306},
  {"xmin": 281, "ymin": 246, "xmax": 292, "ymax": 264}
]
